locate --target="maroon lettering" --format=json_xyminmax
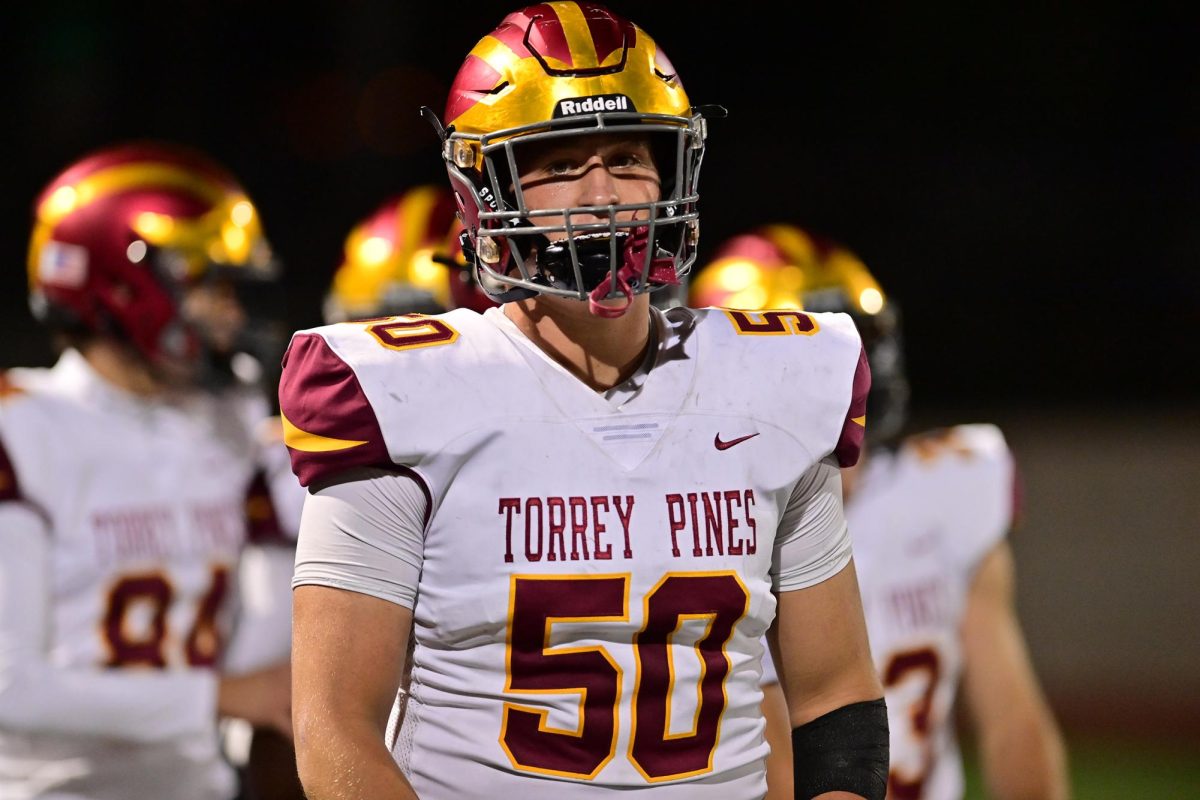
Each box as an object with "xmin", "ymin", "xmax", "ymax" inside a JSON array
[
  {"xmin": 547, "ymin": 497, "xmax": 567, "ymax": 562},
  {"xmin": 503, "ymin": 576, "xmax": 626, "ymax": 776},
  {"xmin": 701, "ymin": 492, "xmax": 724, "ymax": 557},
  {"xmin": 524, "ymin": 498, "xmax": 544, "ymax": 562},
  {"xmin": 723, "ymin": 490, "xmax": 744, "ymax": 555},
  {"xmin": 366, "ymin": 317, "xmax": 457, "ymax": 350},
  {"xmin": 569, "ymin": 497, "xmax": 590, "ymax": 560},
  {"xmin": 685, "ymin": 493, "xmax": 703, "ymax": 557},
  {"xmin": 590, "ymin": 496, "xmax": 613, "ymax": 560},
  {"xmin": 613, "ymin": 494, "xmax": 635, "ymax": 559},
  {"xmin": 185, "ymin": 566, "xmax": 229, "ymax": 666},
  {"xmin": 498, "ymin": 498, "xmax": 520, "ymax": 563},
  {"xmin": 744, "ymin": 490, "xmax": 757, "ymax": 555},
  {"xmin": 884, "ymin": 647, "xmax": 942, "ymax": 798},
  {"xmin": 630, "ymin": 573, "xmax": 750, "ymax": 779},
  {"xmin": 103, "ymin": 574, "xmax": 172, "ymax": 667},
  {"xmin": 665, "ymin": 494, "xmax": 686, "ymax": 557}
]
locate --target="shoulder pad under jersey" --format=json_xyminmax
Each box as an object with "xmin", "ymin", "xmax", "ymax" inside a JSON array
[
  {"xmin": 278, "ymin": 309, "xmax": 490, "ymax": 487},
  {"xmin": 900, "ymin": 423, "xmax": 1017, "ymax": 565},
  {"xmin": 689, "ymin": 307, "xmax": 870, "ymax": 467}
]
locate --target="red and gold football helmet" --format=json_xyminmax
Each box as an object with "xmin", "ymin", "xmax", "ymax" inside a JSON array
[
  {"xmin": 426, "ymin": 1, "xmax": 714, "ymax": 314},
  {"xmin": 27, "ymin": 141, "xmax": 277, "ymax": 369},
  {"xmin": 323, "ymin": 186, "xmax": 497, "ymax": 322},
  {"xmin": 693, "ymin": 224, "xmax": 910, "ymax": 442}
]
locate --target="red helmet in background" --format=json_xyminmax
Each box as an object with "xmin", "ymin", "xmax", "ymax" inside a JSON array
[
  {"xmin": 427, "ymin": 1, "xmax": 715, "ymax": 314},
  {"xmin": 692, "ymin": 224, "xmax": 910, "ymax": 443},
  {"xmin": 323, "ymin": 186, "xmax": 497, "ymax": 323},
  {"xmin": 27, "ymin": 141, "xmax": 277, "ymax": 367}
]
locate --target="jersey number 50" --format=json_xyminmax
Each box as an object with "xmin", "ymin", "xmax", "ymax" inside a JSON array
[{"xmin": 502, "ymin": 572, "xmax": 749, "ymax": 783}]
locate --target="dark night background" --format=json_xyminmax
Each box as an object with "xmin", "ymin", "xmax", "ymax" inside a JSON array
[
  {"xmin": 3, "ymin": 1, "xmax": 1200, "ymax": 769},
  {"xmin": 3, "ymin": 2, "xmax": 1198, "ymax": 413}
]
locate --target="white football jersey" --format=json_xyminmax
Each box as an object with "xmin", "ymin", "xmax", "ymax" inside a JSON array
[
  {"xmin": 223, "ymin": 416, "xmax": 303, "ymax": 677},
  {"xmin": 280, "ymin": 305, "xmax": 869, "ymax": 797},
  {"xmin": 0, "ymin": 350, "xmax": 266, "ymax": 800},
  {"xmin": 852, "ymin": 424, "xmax": 1017, "ymax": 800}
]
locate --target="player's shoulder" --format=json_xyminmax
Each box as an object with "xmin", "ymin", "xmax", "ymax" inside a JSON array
[
  {"xmin": 0, "ymin": 369, "xmax": 29, "ymax": 407},
  {"xmin": 686, "ymin": 307, "xmax": 863, "ymax": 384},
  {"xmin": 685, "ymin": 307, "xmax": 868, "ymax": 466},
  {"xmin": 283, "ymin": 309, "xmax": 484, "ymax": 385},
  {"xmin": 0, "ymin": 367, "xmax": 65, "ymax": 510},
  {"xmin": 278, "ymin": 309, "xmax": 491, "ymax": 487},
  {"xmin": 288, "ymin": 308, "xmax": 474, "ymax": 361},
  {"xmin": 895, "ymin": 423, "xmax": 1017, "ymax": 561},
  {"xmin": 689, "ymin": 306, "xmax": 861, "ymax": 349},
  {"xmin": 898, "ymin": 423, "xmax": 1012, "ymax": 472},
  {"xmin": 0, "ymin": 365, "xmax": 75, "ymax": 432}
]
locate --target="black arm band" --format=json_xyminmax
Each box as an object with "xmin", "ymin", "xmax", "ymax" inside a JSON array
[{"xmin": 791, "ymin": 698, "xmax": 889, "ymax": 800}]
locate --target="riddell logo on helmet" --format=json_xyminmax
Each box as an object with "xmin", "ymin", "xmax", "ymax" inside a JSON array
[{"xmin": 553, "ymin": 94, "xmax": 635, "ymax": 118}]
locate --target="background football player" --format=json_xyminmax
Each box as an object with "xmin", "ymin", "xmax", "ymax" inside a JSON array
[
  {"xmin": 284, "ymin": 3, "xmax": 886, "ymax": 798},
  {"xmin": 323, "ymin": 184, "xmax": 496, "ymax": 323},
  {"xmin": 225, "ymin": 183, "xmax": 495, "ymax": 800},
  {"xmin": 691, "ymin": 225, "xmax": 1070, "ymax": 800},
  {"xmin": 0, "ymin": 142, "xmax": 293, "ymax": 800}
]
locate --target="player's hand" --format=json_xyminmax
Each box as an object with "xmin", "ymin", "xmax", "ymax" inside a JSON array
[{"xmin": 217, "ymin": 662, "xmax": 293, "ymax": 739}]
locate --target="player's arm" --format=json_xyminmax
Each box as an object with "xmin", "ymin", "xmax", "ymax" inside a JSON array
[
  {"xmin": 0, "ymin": 504, "xmax": 221, "ymax": 740},
  {"xmin": 770, "ymin": 562, "xmax": 885, "ymax": 800},
  {"xmin": 755, "ymin": 634, "xmax": 796, "ymax": 799},
  {"xmin": 770, "ymin": 457, "xmax": 887, "ymax": 800},
  {"xmin": 293, "ymin": 587, "xmax": 415, "ymax": 799},
  {"xmin": 761, "ymin": 674, "xmax": 796, "ymax": 799},
  {"xmin": 290, "ymin": 468, "xmax": 427, "ymax": 800},
  {"xmin": 960, "ymin": 540, "xmax": 1069, "ymax": 800}
]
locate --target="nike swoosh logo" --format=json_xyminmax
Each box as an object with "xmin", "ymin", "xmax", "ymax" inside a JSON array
[{"xmin": 714, "ymin": 432, "xmax": 759, "ymax": 451}]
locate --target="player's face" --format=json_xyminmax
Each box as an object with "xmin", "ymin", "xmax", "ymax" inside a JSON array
[
  {"xmin": 180, "ymin": 278, "xmax": 248, "ymax": 355},
  {"xmin": 516, "ymin": 133, "xmax": 661, "ymax": 236}
]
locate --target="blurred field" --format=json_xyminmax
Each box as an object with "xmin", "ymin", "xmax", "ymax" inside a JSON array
[{"xmin": 963, "ymin": 736, "xmax": 1200, "ymax": 799}]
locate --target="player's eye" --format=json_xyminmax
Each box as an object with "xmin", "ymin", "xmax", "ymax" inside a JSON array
[
  {"xmin": 542, "ymin": 158, "xmax": 583, "ymax": 176},
  {"xmin": 608, "ymin": 152, "xmax": 646, "ymax": 169}
]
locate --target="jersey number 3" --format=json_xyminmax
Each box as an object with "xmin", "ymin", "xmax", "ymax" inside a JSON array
[{"xmin": 502, "ymin": 572, "xmax": 749, "ymax": 783}]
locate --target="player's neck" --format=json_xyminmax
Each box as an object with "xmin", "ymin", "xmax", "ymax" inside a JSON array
[
  {"xmin": 80, "ymin": 340, "xmax": 167, "ymax": 398},
  {"xmin": 504, "ymin": 294, "xmax": 653, "ymax": 393}
]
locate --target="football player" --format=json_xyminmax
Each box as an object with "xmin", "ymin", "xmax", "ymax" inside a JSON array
[
  {"xmin": 283, "ymin": 3, "xmax": 887, "ymax": 799},
  {"xmin": 323, "ymin": 185, "xmax": 497, "ymax": 323},
  {"xmin": 692, "ymin": 225, "xmax": 1069, "ymax": 800},
  {"xmin": 229, "ymin": 185, "xmax": 497, "ymax": 800},
  {"xmin": 0, "ymin": 142, "xmax": 293, "ymax": 800}
]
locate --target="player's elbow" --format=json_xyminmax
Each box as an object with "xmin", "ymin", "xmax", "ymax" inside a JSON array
[
  {"xmin": 292, "ymin": 705, "xmax": 326, "ymax": 791},
  {"xmin": 982, "ymin": 714, "xmax": 1070, "ymax": 800}
]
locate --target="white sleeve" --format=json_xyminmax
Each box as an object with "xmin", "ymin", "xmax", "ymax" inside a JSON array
[
  {"xmin": 772, "ymin": 456, "xmax": 853, "ymax": 592},
  {"xmin": 222, "ymin": 543, "xmax": 296, "ymax": 675},
  {"xmin": 0, "ymin": 504, "xmax": 218, "ymax": 742},
  {"xmin": 259, "ymin": 430, "xmax": 306, "ymax": 540},
  {"xmin": 292, "ymin": 467, "xmax": 428, "ymax": 609}
]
